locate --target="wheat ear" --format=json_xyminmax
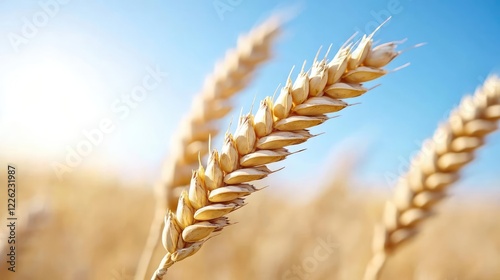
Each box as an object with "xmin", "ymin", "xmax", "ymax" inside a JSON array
[
  {"xmin": 151, "ymin": 21, "xmax": 411, "ymax": 279},
  {"xmin": 162, "ymin": 16, "xmax": 282, "ymax": 211},
  {"xmin": 134, "ymin": 16, "xmax": 282, "ymax": 280},
  {"xmin": 363, "ymin": 75, "xmax": 500, "ymax": 280}
]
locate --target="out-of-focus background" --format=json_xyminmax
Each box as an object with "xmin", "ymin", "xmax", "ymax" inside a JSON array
[{"xmin": 0, "ymin": 1, "xmax": 499, "ymax": 279}]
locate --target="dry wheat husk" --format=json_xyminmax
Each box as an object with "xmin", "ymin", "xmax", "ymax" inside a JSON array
[
  {"xmin": 363, "ymin": 75, "xmax": 500, "ymax": 280},
  {"xmin": 134, "ymin": 16, "xmax": 282, "ymax": 280},
  {"xmin": 161, "ymin": 17, "xmax": 282, "ymax": 212},
  {"xmin": 151, "ymin": 23, "xmax": 412, "ymax": 279}
]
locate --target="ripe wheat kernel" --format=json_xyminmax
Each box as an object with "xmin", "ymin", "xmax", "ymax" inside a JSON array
[
  {"xmin": 134, "ymin": 15, "xmax": 282, "ymax": 280},
  {"xmin": 151, "ymin": 20, "xmax": 413, "ymax": 279}
]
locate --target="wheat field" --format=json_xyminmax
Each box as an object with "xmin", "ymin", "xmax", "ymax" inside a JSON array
[
  {"xmin": 1, "ymin": 2, "xmax": 500, "ymax": 280},
  {"xmin": 0, "ymin": 165, "xmax": 499, "ymax": 280}
]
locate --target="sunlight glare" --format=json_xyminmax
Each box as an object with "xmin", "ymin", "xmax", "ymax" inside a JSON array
[{"xmin": 1, "ymin": 51, "xmax": 106, "ymax": 157}]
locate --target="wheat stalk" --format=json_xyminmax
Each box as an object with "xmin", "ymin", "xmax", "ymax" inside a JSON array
[
  {"xmin": 162, "ymin": 16, "xmax": 282, "ymax": 212},
  {"xmin": 134, "ymin": 16, "xmax": 282, "ymax": 280},
  {"xmin": 363, "ymin": 75, "xmax": 500, "ymax": 280},
  {"xmin": 151, "ymin": 21, "xmax": 411, "ymax": 279}
]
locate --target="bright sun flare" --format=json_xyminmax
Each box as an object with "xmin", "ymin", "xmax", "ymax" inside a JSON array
[{"xmin": 1, "ymin": 52, "xmax": 105, "ymax": 157}]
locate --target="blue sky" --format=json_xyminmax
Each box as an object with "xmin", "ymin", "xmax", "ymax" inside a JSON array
[{"xmin": 0, "ymin": 0, "xmax": 499, "ymax": 195}]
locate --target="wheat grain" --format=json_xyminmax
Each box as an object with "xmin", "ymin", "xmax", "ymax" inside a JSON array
[
  {"xmin": 134, "ymin": 16, "xmax": 282, "ymax": 280},
  {"xmin": 363, "ymin": 75, "xmax": 500, "ymax": 280},
  {"xmin": 151, "ymin": 22, "xmax": 411, "ymax": 279},
  {"xmin": 162, "ymin": 16, "xmax": 282, "ymax": 212}
]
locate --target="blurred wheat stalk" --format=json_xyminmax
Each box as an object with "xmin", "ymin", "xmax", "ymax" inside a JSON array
[
  {"xmin": 161, "ymin": 17, "xmax": 282, "ymax": 212},
  {"xmin": 134, "ymin": 15, "xmax": 282, "ymax": 280},
  {"xmin": 364, "ymin": 75, "xmax": 500, "ymax": 280},
  {"xmin": 151, "ymin": 18, "xmax": 413, "ymax": 279}
]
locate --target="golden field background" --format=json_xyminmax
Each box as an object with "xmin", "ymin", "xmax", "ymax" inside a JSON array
[
  {"xmin": 1, "ymin": 2, "xmax": 499, "ymax": 280},
  {"xmin": 1, "ymin": 162, "xmax": 499, "ymax": 280}
]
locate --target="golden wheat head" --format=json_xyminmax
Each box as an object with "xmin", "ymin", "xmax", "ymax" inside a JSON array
[
  {"xmin": 161, "ymin": 16, "xmax": 282, "ymax": 212},
  {"xmin": 364, "ymin": 75, "xmax": 500, "ymax": 280},
  {"xmin": 152, "ymin": 20, "xmax": 413, "ymax": 279}
]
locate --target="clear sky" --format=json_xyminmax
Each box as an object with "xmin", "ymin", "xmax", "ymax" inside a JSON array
[{"xmin": 0, "ymin": 1, "xmax": 499, "ymax": 195}]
